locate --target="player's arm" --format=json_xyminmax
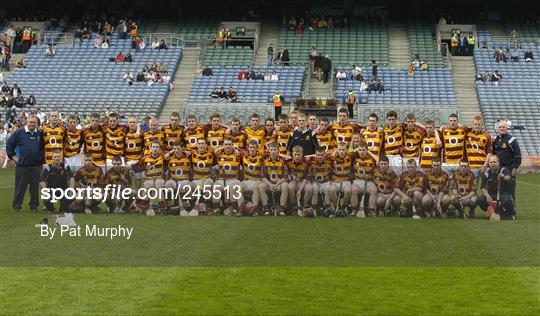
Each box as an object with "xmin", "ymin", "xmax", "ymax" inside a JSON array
[
  {"xmin": 434, "ymin": 129, "xmax": 442, "ymax": 148},
  {"xmin": 367, "ymin": 151, "xmax": 379, "ymax": 165}
]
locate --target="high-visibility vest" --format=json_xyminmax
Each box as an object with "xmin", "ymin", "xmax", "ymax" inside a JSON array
[
  {"xmin": 218, "ymin": 31, "xmax": 225, "ymax": 38},
  {"xmin": 468, "ymin": 36, "xmax": 475, "ymax": 45},
  {"xmin": 273, "ymin": 94, "xmax": 282, "ymax": 107},
  {"xmin": 22, "ymin": 29, "xmax": 32, "ymax": 41},
  {"xmin": 346, "ymin": 92, "xmax": 356, "ymax": 104},
  {"xmin": 451, "ymin": 36, "xmax": 459, "ymax": 47}
]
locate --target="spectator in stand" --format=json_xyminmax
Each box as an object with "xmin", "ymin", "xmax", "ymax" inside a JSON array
[
  {"xmin": 376, "ymin": 81, "xmax": 385, "ymax": 93},
  {"xmin": 475, "ymin": 71, "xmax": 484, "ymax": 82},
  {"xmin": 45, "ymin": 44, "xmax": 55, "ymax": 57},
  {"xmin": 270, "ymin": 72, "xmax": 279, "ymax": 81},
  {"xmin": 210, "ymin": 87, "xmax": 222, "ymax": 99},
  {"xmin": 412, "ymin": 54, "xmax": 420, "ymax": 68},
  {"xmin": 115, "ymin": 52, "xmax": 125, "ymax": 63},
  {"xmin": 511, "ymin": 48, "xmax": 520, "ymax": 62},
  {"xmin": 460, "ymin": 33, "xmax": 468, "ymax": 55},
  {"xmin": 491, "ymin": 70, "xmax": 502, "ymax": 86},
  {"xmin": 263, "ymin": 72, "xmax": 271, "ymax": 81},
  {"xmin": 158, "ymin": 39, "xmax": 168, "ymax": 50},
  {"xmin": 15, "ymin": 58, "xmax": 26, "ymax": 69},
  {"xmin": 267, "ymin": 43, "xmax": 274, "ymax": 67},
  {"xmin": 101, "ymin": 37, "xmax": 110, "ymax": 48},
  {"xmin": 125, "ymin": 52, "xmax": 133, "ymax": 63},
  {"xmin": 237, "ymin": 68, "xmax": 248, "ymax": 80},
  {"xmin": 157, "ymin": 60, "xmax": 167, "ymax": 73},
  {"xmin": 118, "ymin": 20, "xmax": 128, "ymax": 39},
  {"xmin": 136, "ymin": 70, "xmax": 145, "ymax": 83},
  {"xmin": 94, "ymin": 36, "xmax": 103, "ymax": 48},
  {"xmin": 202, "ymin": 66, "xmax": 213, "ymax": 77},
  {"xmin": 524, "ymin": 50, "xmax": 534, "ymax": 62},
  {"xmin": 421, "ymin": 59, "xmax": 429, "ymax": 71},
  {"xmin": 336, "ymin": 69, "xmax": 347, "ymax": 80},
  {"xmin": 11, "ymin": 84, "xmax": 21, "ymax": 98},
  {"xmin": 1, "ymin": 45, "xmax": 11, "ymax": 71},
  {"xmin": 74, "ymin": 28, "xmax": 83, "ymax": 46},
  {"xmin": 227, "ymin": 87, "xmax": 238, "ymax": 102},
  {"xmin": 247, "ymin": 68, "xmax": 256, "ymax": 80},
  {"xmin": 280, "ymin": 47, "xmax": 290, "ymax": 66},
  {"xmin": 360, "ymin": 80, "xmax": 369, "ymax": 92},
  {"xmin": 151, "ymin": 39, "xmax": 159, "ymax": 49},
  {"xmin": 351, "ymin": 64, "xmax": 363, "ymax": 81},
  {"xmin": 81, "ymin": 27, "xmax": 91, "ymax": 41},
  {"xmin": 123, "ymin": 71, "xmax": 133, "ymax": 85},
  {"xmin": 321, "ymin": 55, "xmax": 332, "ymax": 84},
  {"xmin": 372, "ymin": 60, "xmax": 378, "ymax": 80},
  {"xmin": 6, "ymin": 25, "xmax": 16, "ymax": 51},
  {"xmin": 218, "ymin": 87, "xmax": 227, "ymax": 101}
]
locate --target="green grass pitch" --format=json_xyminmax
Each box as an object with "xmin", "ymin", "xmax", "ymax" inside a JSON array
[{"xmin": 0, "ymin": 168, "xmax": 539, "ymax": 315}]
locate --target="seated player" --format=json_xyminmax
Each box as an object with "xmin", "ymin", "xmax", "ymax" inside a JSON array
[
  {"xmin": 164, "ymin": 141, "xmax": 192, "ymax": 215},
  {"xmin": 422, "ymin": 159, "xmax": 450, "ymax": 218},
  {"xmin": 260, "ymin": 142, "xmax": 288, "ymax": 216},
  {"xmin": 351, "ymin": 142, "xmax": 378, "ymax": 217},
  {"xmin": 103, "ymin": 156, "xmax": 132, "ymax": 213},
  {"xmin": 214, "ymin": 137, "xmax": 242, "ymax": 216},
  {"xmin": 395, "ymin": 158, "xmax": 427, "ymax": 219},
  {"xmin": 372, "ymin": 156, "xmax": 401, "ymax": 216},
  {"xmin": 477, "ymin": 155, "xmax": 515, "ymax": 220},
  {"xmin": 285, "ymin": 145, "xmax": 311, "ymax": 216},
  {"xmin": 240, "ymin": 139, "xmax": 265, "ymax": 216},
  {"xmin": 72, "ymin": 153, "xmax": 103, "ymax": 214},
  {"xmin": 450, "ymin": 159, "xmax": 478, "ymax": 218},
  {"xmin": 133, "ymin": 140, "xmax": 165, "ymax": 214},
  {"xmin": 189, "ymin": 138, "xmax": 215, "ymax": 215},
  {"xmin": 40, "ymin": 150, "xmax": 74, "ymax": 213},
  {"xmin": 307, "ymin": 146, "xmax": 332, "ymax": 214},
  {"xmin": 329, "ymin": 142, "xmax": 354, "ymax": 216}
]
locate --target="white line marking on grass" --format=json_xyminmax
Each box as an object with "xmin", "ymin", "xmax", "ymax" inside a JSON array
[{"xmin": 517, "ymin": 180, "xmax": 540, "ymax": 187}]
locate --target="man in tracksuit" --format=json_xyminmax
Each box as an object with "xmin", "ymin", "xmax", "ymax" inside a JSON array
[{"xmin": 492, "ymin": 120, "xmax": 521, "ymax": 211}]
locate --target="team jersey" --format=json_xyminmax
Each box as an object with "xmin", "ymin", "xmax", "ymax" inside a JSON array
[
  {"xmin": 262, "ymin": 156, "xmax": 287, "ymax": 184},
  {"xmin": 316, "ymin": 129, "xmax": 334, "ymax": 153},
  {"xmin": 225, "ymin": 131, "xmax": 248, "ymax": 150},
  {"xmin": 383, "ymin": 124, "xmax": 403, "ymax": 155},
  {"xmin": 83, "ymin": 127, "xmax": 106, "ymax": 165},
  {"xmin": 420, "ymin": 132, "xmax": 441, "ymax": 170},
  {"xmin": 330, "ymin": 153, "xmax": 354, "ymax": 182},
  {"xmin": 135, "ymin": 154, "xmax": 164, "ymax": 180},
  {"xmin": 276, "ymin": 128, "xmax": 292, "ymax": 154},
  {"xmin": 308, "ymin": 157, "xmax": 332, "ymax": 183},
  {"xmin": 63, "ymin": 128, "xmax": 82, "ymax": 158},
  {"xmin": 43, "ymin": 123, "xmax": 65, "ymax": 164},
  {"xmin": 243, "ymin": 127, "xmax": 266, "ymax": 152},
  {"xmin": 74, "ymin": 165, "xmax": 103, "ymax": 187},
  {"xmin": 330, "ymin": 123, "xmax": 359, "ymax": 147},
  {"xmin": 353, "ymin": 154, "xmax": 376, "ymax": 180},
  {"xmin": 402, "ymin": 126, "xmax": 424, "ymax": 158},
  {"xmin": 206, "ymin": 126, "xmax": 226, "ymax": 150},
  {"xmin": 264, "ymin": 130, "xmax": 276, "ymax": 150},
  {"xmin": 143, "ymin": 130, "xmax": 165, "ymax": 156},
  {"xmin": 103, "ymin": 167, "xmax": 131, "ymax": 185},
  {"xmin": 191, "ymin": 151, "xmax": 215, "ymax": 180},
  {"xmin": 452, "ymin": 170, "xmax": 476, "ymax": 195},
  {"xmin": 167, "ymin": 153, "xmax": 191, "ymax": 181},
  {"xmin": 162, "ymin": 124, "xmax": 184, "ymax": 152},
  {"xmin": 241, "ymin": 152, "xmax": 264, "ymax": 181},
  {"xmin": 465, "ymin": 130, "xmax": 492, "ymax": 168},
  {"xmin": 183, "ymin": 125, "xmax": 207, "ymax": 150},
  {"xmin": 441, "ymin": 126, "xmax": 466, "ymax": 164},
  {"xmin": 287, "ymin": 158, "xmax": 310, "ymax": 181},
  {"xmin": 216, "ymin": 151, "xmax": 241, "ymax": 179},
  {"xmin": 104, "ymin": 125, "xmax": 126, "ymax": 159},
  {"xmin": 426, "ymin": 170, "xmax": 449, "ymax": 194},
  {"xmin": 361, "ymin": 128, "xmax": 383, "ymax": 158},
  {"xmin": 124, "ymin": 129, "xmax": 144, "ymax": 161},
  {"xmin": 398, "ymin": 171, "xmax": 427, "ymax": 192},
  {"xmin": 372, "ymin": 167, "xmax": 398, "ymax": 194}
]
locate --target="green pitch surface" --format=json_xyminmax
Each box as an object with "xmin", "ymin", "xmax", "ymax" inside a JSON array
[{"xmin": 0, "ymin": 168, "xmax": 539, "ymax": 314}]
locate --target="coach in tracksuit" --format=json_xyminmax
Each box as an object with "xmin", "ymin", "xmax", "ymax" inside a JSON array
[
  {"xmin": 493, "ymin": 120, "xmax": 521, "ymax": 209},
  {"xmin": 6, "ymin": 115, "xmax": 44, "ymax": 212}
]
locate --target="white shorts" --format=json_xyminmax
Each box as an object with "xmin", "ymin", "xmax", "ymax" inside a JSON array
[
  {"xmin": 65, "ymin": 155, "xmax": 83, "ymax": 171},
  {"xmin": 242, "ymin": 180, "xmax": 261, "ymax": 192},
  {"xmin": 165, "ymin": 179, "xmax": 190, "ymax": 190},
  {"xmin": 331, "ymin": 181, "xmax": 351, "ymax": 191},
  {"xmin": 191, "ymin": 179, "xmax": 213, "ymax": 187},
  {"xmin": 387, "ymin": 155, "xmax": 404, "ymax": 175},
  {"xmin": 311, "ymin": 182, "xmax": 330, "ymax": 193},
  {"xmin": 214, "ymin": 179, "xmax": 241, "ymax": 188},
  {"xmin": 352, "ymin": 179, "xmax": 373, "ymax": 191}
]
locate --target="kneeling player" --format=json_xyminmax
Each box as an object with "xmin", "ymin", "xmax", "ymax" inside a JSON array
[
  {"xmin": 450, "ymin": 159, "xmax": 478, "ymax": 218},
  {"xmin": 423, "ymin": 159, "xmax": 450, "ymax": 218},
  {"xmin": 260, "ymin": 142, "xmax": 288, "ymax": 216},
  {"xmin": 395, "ymin": 158, "xmax": 427, "ymax": 219},
  {"xmin": 103, "ymin": 156, "xmax": 132, "ymax": 213},
  {"xmin": 329, "ymin": 142, "xmax": 354, "ymax": 216},
  {"xmin": 189, "ymin": 138, "xmax": 215, "ymax": 215},
  {"xmin": 351, "ymin": 142, "xmax": 378, "ymax": 217},
  {"xmin": 40, "ymin": 150, "xmax": 75, "ymax": 213},
  {"xmin": 286, "ymin": 145, "xmax": 312, "ymax": 216},
  {"xmin": 214, "ymin": 137, "xmax": 242, "ymax": 215},
  {"xmin": 72, "ymin": 153, "xmax": 103, "ymax": 213},
  {"xmin": 372, "ymin": 156, "xmax": 400, "ymax": 216},
  {"xmin": 133, "ymin": 141, "xmax": 166, "ymax": 214},
  {"xmin": 240, "ymin": 140, "xmax": 265, "ymax": 215},
  {"xmin": 164, "ymin": 141, "xmax": 192, "ymax": 215}
]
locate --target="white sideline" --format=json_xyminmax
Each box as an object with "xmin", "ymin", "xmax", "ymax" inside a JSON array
[{"xmin": 516, "ymin": 180, "xmax": 540, "ymax": 188}]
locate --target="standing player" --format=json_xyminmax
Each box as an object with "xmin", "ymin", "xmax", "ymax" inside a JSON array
[
  {"xmin": 315, "ymin": 117, "xmax": 334, "ymax": 153},
  {"xmin": 183, "ymin": 115, "xmax": 208, "ymax": 151},
  {"xmin": 450, "ymin": 159, "xmax": 478, "ymax": 218},
  {"xmin": 189, "ymin": 138, "xmax": 216, "ymax": 214},
  {"xmin": 214, "ymin": 137, "xmax": 242, "ymax": 215},
  {"xmin": 260, "ymin": 142, "xmax": 288, "ymax": 216},
  {"xmin": 162, "ymin": 112, "xmax": 184, "ymax": 152},
  {"xmin": 401, "ymin": 114, "xmax": 425, "ymax": 168},
  {"xmin": 351, "ymin": 142, "xmax": 378, "ymax": 217},
  {"xmin": 225, "ymin": 117, "xmax": 248, "ymax": 150},
  {"xmin": 395, "ymin": 158, "xmax": 427, "ymax": 219},
  {"xmin": 419, "ymin": 119, "xmax": 442, "ymax": 172},
  {"xmin": 103, "ymin": 156, "xmax": 132, "ymax": 213},
  {"xmin": 83, "ymin": 113, "xmax": 106, "ymax": 169},
  {"xmin": 361, "ymin": 113, "xmax": 384, "ymax": 158},
  {"xmin": 63, "ymin": 115, "xmax": 83, "ymax": 171},
  {"xmin": 382, "ymin": 111, "xmax": 403, "ymax": 174},
  {"xmin": 143, "ymin": 118, "xmax": 164, "ymax": 155},
  {"xmin": 133, "ymin": 140, "xmax": 165, "ymax": 214},
  {"xmin": 243, "ymin": 113, "xmax": 266, "ymax": 153},
  {"xmin": 307, "ymin": 146, "xmax": 332, "ymax": 213},
  {"xmin": 72, "ymin": 153, "xmax": 103, "ymax": 213},
  {"xmin": 440, "ymin": 114, "xmax": 466, "ymax": 172},
  {"xmin": 240, "ymin": 139, "xmax": 265, "ymax": 215},
  {"xmin": 285, "ymin": 145, "xmax": 311, "ymax": 215},
  {"xmin": 330, "ymin": 108, "xmax": 362, "ymax": 149},
  {"xmin": 104, "ymin": 113, "xmax": 126, "ymax": 168},
  {"xmin": 206, "ymin": 113, "xmax": 226, "ymax": 151},
  {"xmin": 42, "ymin": 109, "xmax": 65, "ymax": 165},
  {"xmin": 308, "ymin": 114, "xmax": 318, "ymax": 131},
  {"xmin": 276, "ymin": 114, "xmax": 292, "ymax": 155},
  {"xmin": 423, "ymin": 159, "xmax": 450, "ymax": 217},
  {"xmin": 465, "ymin": 115, "xmax": 492, "ymax": 176},
  {"xmin": 124, "ymin": 116, "xmax": 143, "ymax": 167},
  {"xmin": 329, "ymin": 142, "xmax": 354, "ymax": 215},
  {"xmin": 289, "ymin": 111, "xmax": 299, "ymax": 129},
  {"xmin": 263, "ymin": 118, "xmax": 277, "ymax": 151},
  {"xmin": 164, "ymin": 141, "xmax": 192, "ymax": 215},
  {"xmin": 372, "ymin": 156, "xmax": 400, "ymax": 216}
]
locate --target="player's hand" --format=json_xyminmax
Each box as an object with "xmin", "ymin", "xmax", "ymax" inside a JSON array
[
  {"xmin": 487, "ymin": 196, "xmax": 494, "ymax": 204},
  {"xmin": 511, "ymin": 168, "xmax": 518, "ymax": 176},
  {"xmin": 497, "ymin": 173, "xmax": 505, "ymax": 179},
  {"xmin": 12, "ymin": 156, "xmax": 18, "ymax": 163}
]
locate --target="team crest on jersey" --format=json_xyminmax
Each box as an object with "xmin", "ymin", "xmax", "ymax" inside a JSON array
[{"xmin": 501, "ymin": 143, "xmax": 507, "ymax": 148}]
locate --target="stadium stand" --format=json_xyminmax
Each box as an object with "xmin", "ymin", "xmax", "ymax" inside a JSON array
[
  {"xmin": 277, "ymin": 20, "xmax": 389, "ymax": 66},
  {"xmin": 504, "ymin": 21, "xmax": 540, "ymax": 43},
  {"xmin": 476, "ymin": 25, "xmax": 492, "ymax": 47},
  {"xmin": 202, "ymin": 46, "xmax": 254, "ymax": 66},
  {"xmin": 335, "ymin": 68, "xmax": 457, "ymax": 105},
  {"xmin": 474, "ymin": 43, "xmax": 540, "ymax": 155},
  {"xmin": 6, "ymin": 44, "xmax": 183, "ymax": 118},
  {"xmin": 188, "ymin": 66, "xmax": 304, "ymax": 103},
  {"xmin": 173, "ymin": 20, "xmax": 220, "ymax": 42},
  {"xmin": 407, "ymin": 22, "xmax": 445, "ymax": 67}
]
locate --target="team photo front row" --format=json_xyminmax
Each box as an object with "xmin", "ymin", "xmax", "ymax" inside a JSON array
[{"xmin": 5, "ymin": 108, "xmax": 520, "ymax": 220}]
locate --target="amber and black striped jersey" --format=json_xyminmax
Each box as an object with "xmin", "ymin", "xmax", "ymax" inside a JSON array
[
  {"xmin": 262, "ymin": 156, "xmax": 287, "ymax": 184},
  {"xmin": 420, "ymin": 132, "xmax": 441, "ymax": 171},
  {"xmin": 361, "ymin": 128, "xmax": 384, "ymax": 158},
  {"xmin": 191, "ymin": 151, "xmax": 215, "ymax": 180},
  {"xmin": 276, "ymin": 128, "xmax": 292, "ymax": 154},
  {"xmin": 402, "ymin": 126, "xmax": 425, "ymax": 158},
  {"xmin": 43, "ymin": 123, "xmax": 65, "ymax": 164},
  {"xmin": 372, "ymin": 167, "xmax": 398, "ymax": 194},
  {"xmin": 465, "ymin": 130, "xmax": 492, "ymax": 169},
  {"xmin": 225, "ymin": 131, "xmax": 248, "ymax": 150},
  {"xmin": 183, "ymin": 125, "xmax": 207, "ymax": 150},
  {"xmin": 143, "ymin": 130, "xmax": 165, "ymax": 156},
  {"xmin": 63, "ymin": 128, "xmax": 82, "ymax": 158},
  {"xmin": 162, "ymin": 124, "xmax": 184, "ymax": 152},
  {"xmin": 103, "ymin": 167, "xmax": 131, "ymax": 185},
  {"xmin": 330, "ymin": 123, "xmax": 360, "ymax": 147},
  {"xmin": 216, "ymin": 151, "xmax": 241, "ymax": 179},
  {"xmin": 353, "ymin": 155, "xmax": 376, "ymax": 180},
  {"xmin": 264, "ymin": 130, "xmax": 276, "ymax": 150},
  {"xmin": 441, "ymin": 126, "xmax": 466, "ymax": 164},
  {"xmin": 83, "ymin": 127, "xmax": 106, "ymax": 165},
  {"xmin": 382, "ymin": 124, "xmax": 403, "ymax": 155},
  {"xmin": 308, "ymin": 156, "xmax": 332, "ymax": 183},
  {"xmin": 124, "ymin": 130, "xmax": 144, "ymax": 161},
  {"xmin": 206, "ymin": 126, "xmax": 226, "ymax": 150},
  {"xmin": 104, "ymin": 125, "xmax": 126, "ymax": 159},
  {"xmin": 167, "ymin": 153, "xmax": 191, "ymax": 181},
  {"xmin": 452, "ymin": 170, "xmax": 476, "ymax": 195},
  {"xmin": 398, "ymin": 171, "xmax": 427, "ymax": 192},
  {"xmin": 287, "ymin": 158, "xmax": 310, "ymax": 181},
  {"xmin": 330, "ymin": 153, "xmax": 354, "ymax": 182},
  {"xmin": 316, "ymin": 129, "xmax": 334, "ymax": 153},
  {"xmin": 241, "ymin": 152, "xmax": 264, "ymax": 181},
  {"xmin": 135, "ymin": 154, "xmax": 164, "ymax": 180},
  {"xmin": 74, "ymin": 165, "xmax": 103, "ymax": 187},
  {"xmin": 243, "ymin": 127, "xmax": 266, "ymax": 152},
  {"xmin": 426, "ymin": 170, "xmax": 449, "ymax": 194}
]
